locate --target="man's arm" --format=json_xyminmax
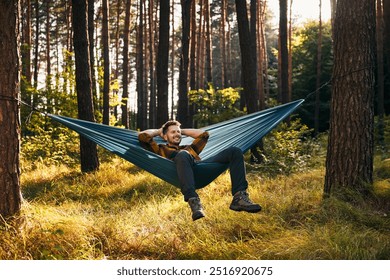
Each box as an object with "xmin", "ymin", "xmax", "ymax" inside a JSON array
[
  {"xmin": 181, "ymin": 128, "xmax": 205, "ymax": 138},
  {"xmin": 138, "ymin": 128, "xmax": 163, "ymax": 138}
]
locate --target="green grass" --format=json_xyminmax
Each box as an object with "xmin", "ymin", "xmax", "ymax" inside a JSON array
[{"xmin": 1, "ymin": 157, "xmax": 389, "ymax": 260}]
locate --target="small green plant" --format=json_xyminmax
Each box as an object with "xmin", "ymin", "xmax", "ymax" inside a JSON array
[
  {"xmin": 251, "ymin": 118, "xmax": 321, "ymax": 176},
  {"xmin": 21, "ymin": 126, "xmax": 80, "ymax": 168},
  {"xmin": 189, "ymin": 84, "xmax": 244, "ymax": 127}
]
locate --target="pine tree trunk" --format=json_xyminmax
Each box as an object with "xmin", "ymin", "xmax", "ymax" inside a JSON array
[
  {"xmin": 136, "ymin": 0, "xmax": 146, "ymax": 130},
  {"xmin": 324, "ymin": 0, "xmax": 375, "ymax": 196},
  {"xmin": 190, "ymin": 0, "xmax": 196, "ymax": 91},
  {"xmin": 102, "ymin": 0, "xmax": 110, "ymax": 125},
  {"xmin": 0, "ymin": 0, "xmax": 22, "ymax": 218},
  {"xmin": 157, "ymin": 0, "xmax": 170, "ymax": 126},
  {"xmin": 204, "ymin": 0, "xmax": 212, "ymax": 84},
  {"xmin": 122, "ymin": 0, "xmax": 131, "ymax": 129},
  {"xmin": 88, "ymin": 0, "xmax": 97, "ymax": 111},
  {"xmin": 315, "ymin": 0, "xmax": 323, "ymax": 135},
  {"xmin": 279, "ymin": 0, "xmax": 289, "ymax": 104},
  {"xmin": 178, "ymin": 0, "xmax": 192, "ymax": 127},
  {"xmin": 384, "ymin": 0, "xmax": 390, "ymax": 116},
  {"xmin": 33, "ymin": 0, "xmax": 39, "ymax": 91},
  {"xmin": 21, "ymin": 0, "xmax": 32, "ymax": 108},
  {"xmin": 220, "ymin": 0, "xmax": 227, "ymax": 88},
  {"xmin": 235, "ymin": 0, "xmax": 258, "ymax": 113},
  {"xmin": 72, "ymin": 0, "xmax": 99, "ymax": 173}
]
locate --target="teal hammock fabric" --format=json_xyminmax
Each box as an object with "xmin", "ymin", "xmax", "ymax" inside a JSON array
[{"xmin": 48, "ymin": 99, "xmax": 304, "ymax": 188}]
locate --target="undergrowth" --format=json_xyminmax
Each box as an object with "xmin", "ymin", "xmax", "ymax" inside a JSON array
[
  {"xmin": 1, "ymin": 155, "xmax": 389, "ymax": 260},
  {"xmin": 2, "ymin": 120, "xmax": 389, "ymax": 260}
]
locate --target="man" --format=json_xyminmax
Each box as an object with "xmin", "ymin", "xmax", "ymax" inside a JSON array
[{"xmin": 138, "ymin": 120, "xmax": 261, "ymax": 221}]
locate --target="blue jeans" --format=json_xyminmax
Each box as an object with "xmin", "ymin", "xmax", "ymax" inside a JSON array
[{"xmin": 173, "ymin": 147, "xmax": 248, "ymax": 201}]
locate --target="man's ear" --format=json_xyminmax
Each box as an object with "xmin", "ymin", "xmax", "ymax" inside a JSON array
[{"xmin": 162, "ymin": 134, "xmax": 168, "ymax": 141}]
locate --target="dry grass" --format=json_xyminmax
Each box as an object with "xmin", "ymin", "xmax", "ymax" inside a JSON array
[{"xmin": 1, "ymin": 157, "xmax": 389, "ymax": 260}]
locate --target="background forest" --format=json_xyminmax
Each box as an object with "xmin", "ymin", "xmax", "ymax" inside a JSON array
[{"xmin": 0, "ymin": 0, "xmax": 389, "ymax": 260}]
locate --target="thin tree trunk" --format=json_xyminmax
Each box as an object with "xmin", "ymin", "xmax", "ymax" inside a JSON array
[
  {"xmin": 377, "ymin": 0, "xmax": 385, "ymax": 150},
  {"xmin": 170, "ymin": 1, "xmax": 175, "ymax": 119},
  {"xmin": 257, "ymin": 0, "xmax": 266, "ymax": 110},
  {"xmin": 279, "ymin": 0, "xmax": 289, "ymax": 104},
  {"xmin": 102, "ymin": 0, "xmax": 110, "ymax": 125},
  {"xmin": 384, "ymin": 0, "xmax": 390, "ymax": 117},
  {"xmin": 288, "ymin": 0, "xmax": 293, "ymax": 102},
  {"xmin": 88, "ymin": 0, "xmax": 97, "ymax": 112},
  {"xmin": 315, "ymin": 0, "xmax": 323, "ymax": 135},
  {"xmin": 157, "ymin": 0, "xmax": 170, "ymax": 126},
  {"xmin": 122, "ymin": 0, "xmax": 131, "ymax": 129},
  {"xmin": 190, "ymin": 0, "xmax": 196, "ymax": 91},
  {"xmin": 33, "ymin": 0, "xmax": 39, "ymax": 92},
  {"xmin": 45, "ymin": 0, "xmax": 52, "ymax": 113},
  {"xmin": 196, "ymin": 0, "xmax": 203, "ymax": 90},
  {"xmin": 0, "ymin": 0, "xmax": 22, "ymax": 219},
  {"xmin": 204, "ymin": 0, "xmax": 212, "ymax": 84},
  {"xmin": 21, "ymin": 0, "xmax": 32, "ymax": 106},
  {"xmin": 235, "ymin": 0, "xmax": 258, "ymax": 113},
  {"xmin": 178, "ymin": 0, "xmax": 192, "ymax": 127},
  {"xmin": 148, "ymin": 0, "xmax": 156, "ymax": 127},
  {"xmin": 136, "ymin": 0, "xmax": 147, "ymax": 130},
  {"xmin": 113, "ymin": 0, "xmax": 121, "ymax": 120},
  {"xmin": 220, "ymin": 0, "xmax": 227, "ymax": 88}
]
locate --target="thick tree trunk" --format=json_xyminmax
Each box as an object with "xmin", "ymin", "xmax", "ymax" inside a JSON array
[
  {"xmin": 0, "ymin": 0, "xmax": 22, "ymax": 218},
  {"xmin": 324, "ymin": 0, "xmax": 375, "ymax": 196},
  {"xmin": 72, "ymin": 0, "xmax": 99, "ymax": 173}
]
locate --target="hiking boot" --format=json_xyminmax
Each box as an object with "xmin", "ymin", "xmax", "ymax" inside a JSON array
[
  {"xmin": 229, "ymin": 191, "xmax": 262, "ymax": 213},
  {"xmin": 188, "ymin": 197, "xmax": 205, "ymax": 221}
]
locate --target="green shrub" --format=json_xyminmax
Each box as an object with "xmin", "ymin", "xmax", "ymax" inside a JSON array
[
  {"xmin": 21, "ymin": 126, "xmax": 80, "ymax": 168},
  {"xmin": 250, "ymin": 118, "xmax": 322, "ymax": 176}
]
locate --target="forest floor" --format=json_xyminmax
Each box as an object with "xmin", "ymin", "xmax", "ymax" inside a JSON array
[{"xmin": 1, "ymin": 153, "xmax": 389, "ymax": 260}]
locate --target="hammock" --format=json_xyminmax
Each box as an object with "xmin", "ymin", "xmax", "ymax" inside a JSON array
[{"xmin": 48, "ymin": 99, "xmax": 304, "ymax": 188}]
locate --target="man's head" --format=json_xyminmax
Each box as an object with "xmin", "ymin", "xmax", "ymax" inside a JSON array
[{"xmin": 161, "ymin": 120, "xmax": 182, "ymax": 146}]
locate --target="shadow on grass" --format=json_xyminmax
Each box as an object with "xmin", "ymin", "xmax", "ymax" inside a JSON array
[{"xmin": 22, "ymin": 168, "xmax": 180, "ymax": 206}]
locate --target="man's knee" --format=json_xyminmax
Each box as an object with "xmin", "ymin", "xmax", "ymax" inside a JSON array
[
  {"xmin": 227, "ymin": 146, "xmax": 243, "ymax": 159},
  {"xmin": 174, "ymin": 150, "xmax": 193, "ymax": 163}
]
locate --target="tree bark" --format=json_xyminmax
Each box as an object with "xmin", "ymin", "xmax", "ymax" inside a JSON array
[
  {"xmin": 136, "ymin": 0, "xmax": 147, "ymax": 130},
  {"xmin": 279, "ymin": 0, "xmax": 289, "ymax": 104},
  {"xmin": 72, "ymin": 0, "xmax": 99, "ymax": 173},
  {"xmin": 122, "ymin": 0, "xmax": 131, "ymax": 129},
  {"xmin": 324, "ymin": 0, "xmax": 375, "ymax": 196},
  {"xmin": 178, "ymin": 0, "xmax": 192, "ymax": 127},
  {"xmin": 384, "ymin": 0, "xmax": 390, "ymax": 116},
  {"xmin": 0, "ymin": 0, "xmax": 22, "ymax": 218},
  {"xmin": 315, "ymin": 0, "xmax": 323, "ymax": 135},
  {"xmin": 156, "ymin": 0, "xmax": 170, "ymax": 126},
  {"xmin": 235, "ymin": 0, "xmax": 258, "ymax": 113},
  {"xmin": 102, "ymin": 0, "xmax": 110, "ymax": 125}
]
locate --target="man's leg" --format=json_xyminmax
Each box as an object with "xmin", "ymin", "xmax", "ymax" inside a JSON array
[
  {"xmin": 202, "ymin": 147, "xmax": 261, "ymax": 213},
  {"xmin": 202, "ymin": 146, "xmax": 248, "ymax": 194},
  {"xmin": 174, "ymin": 151, "xmax": 205, "ymax": 220}
]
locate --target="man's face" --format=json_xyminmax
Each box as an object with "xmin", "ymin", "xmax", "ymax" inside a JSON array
[{"xmin": 163, "ymin": 125, "xmax": 182, "ymax": 146}]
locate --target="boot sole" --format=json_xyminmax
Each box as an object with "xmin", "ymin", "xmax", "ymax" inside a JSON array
[
  {"xmin": 229, "ymin": 205, "xmax": 262, "ymax": 213},
  {"xmin": 192, "ymin": 211, "xmax": 205, "ymax": 221}
]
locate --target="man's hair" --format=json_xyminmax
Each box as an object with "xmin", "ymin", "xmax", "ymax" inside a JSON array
[{"xmin": 162, "ymin": 120, "xmax": 181, "ymax": 135}]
